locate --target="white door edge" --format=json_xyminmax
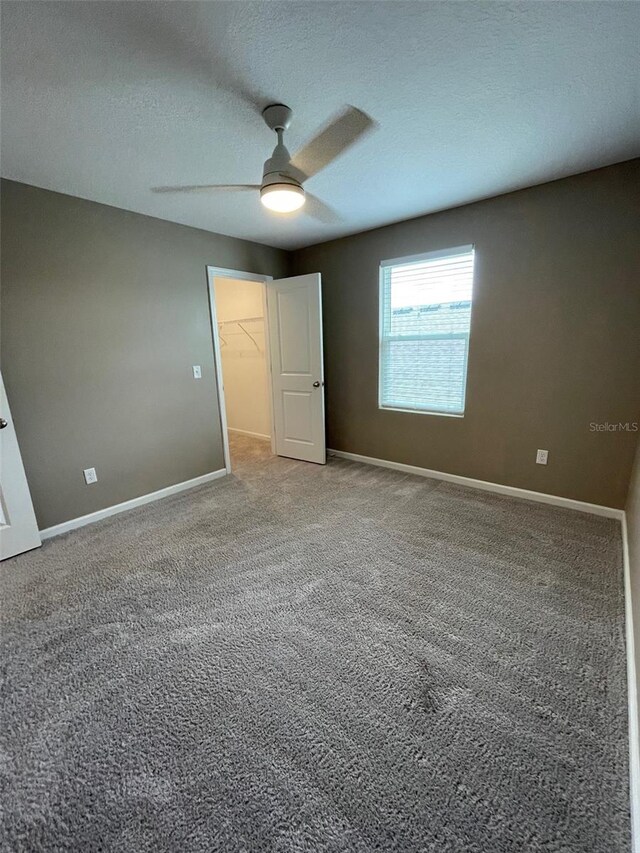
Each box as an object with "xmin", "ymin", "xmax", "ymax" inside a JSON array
[{"xmin": 0, "ymin": 372, "xmax": 42, "ymax": 560}]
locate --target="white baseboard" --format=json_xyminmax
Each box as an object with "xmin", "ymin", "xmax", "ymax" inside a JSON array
[
  {"xmin": 228, "ymin": 428, "xmax": 271, "ymax": 441},
  {"xmin": 39, "ymin": 469, "xmax": 227, "ymax": 540},
  {"xmin": 328, "ymin": 449, "xmax": 624, "ymax": 519},
  {"xmin": 623, "ymin": 515, "xmax": 640, "ymax": 853}
]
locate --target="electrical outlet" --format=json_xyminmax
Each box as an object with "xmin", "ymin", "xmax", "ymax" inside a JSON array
[
  {"xmin": 192, "ymin": 365, "xmax": 202, "ymax": 379},
  {"xmin": 83, "ymin": 467, "xmax": 98, "ymax": 484},
  {"xmin": 536, "ymin": 449, "xmax": 549, "ymax": 466}
]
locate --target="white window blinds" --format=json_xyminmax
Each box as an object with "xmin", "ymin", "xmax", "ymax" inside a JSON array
[{"xmin": 379, "ymin": 245, "xmax": 475, "ymax": 416}]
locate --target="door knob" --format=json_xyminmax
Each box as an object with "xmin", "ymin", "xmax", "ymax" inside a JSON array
[
  {"xmin": 0, "ymin": 418, "xmax": 7, "ymax": 429},
  {"xmin": 312, "ymin": 381, "xmax": 321, "ymax": 388}
]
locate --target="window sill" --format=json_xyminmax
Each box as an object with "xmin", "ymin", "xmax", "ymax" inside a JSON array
[{"xmin": 379, "ymin": 405, "xmax": 465, "ymax": 419}]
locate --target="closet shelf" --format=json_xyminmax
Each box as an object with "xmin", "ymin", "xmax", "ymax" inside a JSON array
[
  {"xmin": 218, "ymin": 317, "xmax": 264, "ymax": 352},
  {"xmin": 218, "ymin": 316, "xmax": 263, "ymax": 326}
]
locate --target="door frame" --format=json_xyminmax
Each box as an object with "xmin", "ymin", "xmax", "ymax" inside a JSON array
[{"xmin": 206, "ymin": 266, "xmax": 275, "ymax": 474}]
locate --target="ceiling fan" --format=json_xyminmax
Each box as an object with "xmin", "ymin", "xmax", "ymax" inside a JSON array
[{"xmin": 152, "ymin": 103, "xmax": 377, "ymax": 221}]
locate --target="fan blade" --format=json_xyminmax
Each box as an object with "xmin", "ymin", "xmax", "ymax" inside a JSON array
[
  {"xmin": 60, "ymin": 4, "xmax": 268, "ymax": 113},
  {"xmin": 152, "ymin": 184, "xmax": 260, "ymax": 193},
  {"xmin": 305, "ymin": 193, "xmax": 342, "ymax": 224},
  {"xmin": 289, "ymin": 106, "xmax": 377, "ymax": 182}
]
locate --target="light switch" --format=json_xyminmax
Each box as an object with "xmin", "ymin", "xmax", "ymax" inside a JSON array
[{"xmin": 192, "ymin": 365, "xmax": 202, "ymax": 379}]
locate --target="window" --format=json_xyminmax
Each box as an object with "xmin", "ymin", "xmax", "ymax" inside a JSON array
[{"xmin": 379, "ymin": 245, "xmax": 475, "ymax": 416}]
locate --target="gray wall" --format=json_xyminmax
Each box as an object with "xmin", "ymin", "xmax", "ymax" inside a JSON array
[
  {"xmin": 3, "ymin": 164, "xmax": 639, "ymax": 528},
  {"xmin": 292, "ymin": 160, "xmax": 640, "ymax": 509},
  {"xmin": 1, "ymin": 180, "xmax": 288, "ymax": 529}
]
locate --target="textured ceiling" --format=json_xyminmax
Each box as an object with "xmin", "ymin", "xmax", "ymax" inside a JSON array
[{"xmin": 2, "ymin": 1, "xmax": 639, "ymax": 250}]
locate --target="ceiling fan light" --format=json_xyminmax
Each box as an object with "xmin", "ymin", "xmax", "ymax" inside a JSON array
[{"xmin": 260, "ymin": 183, "xmax": 305, "ymax": 213}]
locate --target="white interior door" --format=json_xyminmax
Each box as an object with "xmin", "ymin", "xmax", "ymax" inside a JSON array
[
  {"xmin": 266, "ymin": 273, "xmax": 326, "ymax": 464},
  {"xmin": 0, "ymin": 373, "xmax": 41, "ymax": 560}
]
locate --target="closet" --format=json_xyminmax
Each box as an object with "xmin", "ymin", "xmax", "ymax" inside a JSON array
[{"xmin": 213, "ymin": 277, "xmax": 271, "ymax": 440}]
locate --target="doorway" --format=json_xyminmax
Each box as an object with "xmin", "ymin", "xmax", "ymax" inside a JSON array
[
  {"xmin": 207, "ymin": 267, "xmax": 326, "ymax": 473},
  {"xmin": 207, "ymin": 269, "xmax": 274, "ymax": 472}
]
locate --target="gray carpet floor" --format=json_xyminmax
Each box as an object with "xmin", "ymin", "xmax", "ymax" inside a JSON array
[{"xmin": 1, "ymin": 434, "xmax": 630, "ymax": 852}]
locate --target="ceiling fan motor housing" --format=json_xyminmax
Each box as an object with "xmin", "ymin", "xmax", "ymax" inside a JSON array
[
  {"xmin": 261, "ymin": 105, "xmax": 302, "ymax": 192},
  {"xmin": 261, "ymin": 166, "xmax": 301, "ymax": 190},
  {"xmin": 260, "ymin": 103, "xmax": 305, "ymax": 210}
]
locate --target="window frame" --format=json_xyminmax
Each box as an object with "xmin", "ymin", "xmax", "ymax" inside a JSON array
[{"xmin": 377, "ymin": 244, "xmax": 475, "ymax": 418}]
